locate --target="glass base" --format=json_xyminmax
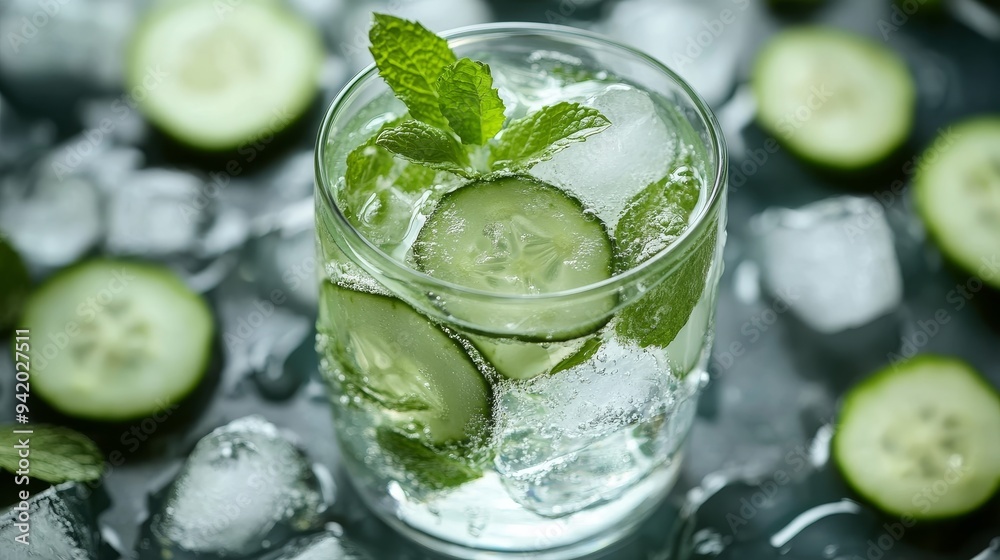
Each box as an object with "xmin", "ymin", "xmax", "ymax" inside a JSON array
[{"xmin": 352, "ymin": 454, "xmax": 684, "ymax": 560}]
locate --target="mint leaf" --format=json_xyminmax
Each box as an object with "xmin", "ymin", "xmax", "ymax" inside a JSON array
[
  {"xmin": 0, "ymin": 237, "xmax": 30, "ymax": 330},
  {"xmin": 0, "ymin": 425, "xmax": 104, "ymax": 483},
  {"xmin": 489, "ymin": 102, "xmax": 611, "ymax": 170},
  {"xmin": 614, "ymin": 158, "xmax": 716, "ymax": 349},
  {"xmin": 369, "ymin": 14, "xmax": 456, "ymax": 128},
  {"xmin": 376, "ymin": 428, "xmax": 482, "ymax": 491},
  {"xmin": 342, "ymin": 121, "xmax": 443, "ymax": 246},
  {"xmin": 376, "ymin": 120, "xmax": 472, "ymax": 176},
  {"xmin": 436, "ymin": 58, "xmax": 506, "ymax": 145}
]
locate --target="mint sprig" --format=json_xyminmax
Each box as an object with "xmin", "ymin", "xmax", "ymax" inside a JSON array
[
  {"xmin": 489, "ymin": 102, "xmax": 611, "ymax": 170},
  {"xmin": 0, "ymin": 425, "xmax": 104, "ymax": 484},
  {"xmin": 376, "ymin": 120, "xmax": 473, "ymax": 177},
  {"xmin": 369, "ymin": 13, "xmax": 456, "ymax": 128},
  {"xmin": 437, "ymin": 58, "xmax": 506, "ymax": 145},
  {"xmin": 360, "ymin": 13, "xmax": 611, "ymax": 180}
]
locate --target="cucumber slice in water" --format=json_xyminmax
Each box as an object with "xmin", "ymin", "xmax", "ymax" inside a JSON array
[
  {"xmin": 752, "ymin": 27, "xmax": 915, "ymax": 169},
  {"xmin": 127, "ymin": 0, "xmax": 322, "ymax": 151},
  {"xmin": 834, "ymin": 355, "xmax": 1000, "ymax": 519},
  {"xmin": 413, "ymin": 175, "xmax": 615, "ymax": 341},
  {"xmin": 468, "ymin": 334, "xmax": 601, "ymax": 381},
  {"xmin": 23, "ymin": 260, "xmax": 214, "ymax": 421},
  {"xmin": 914, "ymin": 117, "xmax": 1000, "ymax": 290},
  {"xmin": 321, "ymin": 283, "xmax": 491, "ymax": 445},
  {"xmin": 0, "ymin": 237, "xmax": 30, "ymax": 331}
]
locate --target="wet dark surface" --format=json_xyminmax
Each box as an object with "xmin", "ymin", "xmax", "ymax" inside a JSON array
[{"xmin": 1, "ymin": 0, "xmax": 999, "ymax": 558}]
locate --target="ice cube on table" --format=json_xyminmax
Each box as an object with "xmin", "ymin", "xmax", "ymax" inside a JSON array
[
  {"xmin": 751, "ymin": 196, "xmax": 903, "ymax": 334},
  {"xmin": 0, "ymin": 483, "xmax": 111, "ymax": 560},
  {"xmin": 104, "ymin": 169, "xmax": 207, "ymax": 256},
  {"xmin": 495, "ymin": 340, "xmax": 687, "ymax": 516},
  {"xmin": 144, "ymin": 416, "xmax": 325, "ymax": 558},
  {"xmin": 531, "ymin": 84, "xmax": 679, "ymax": 228},
  {"xmin": 263, "ymin": 531, "xmax": 374, "ymax": 560},
  {"xmin": 0, "ymin": 160, "xmax": 102, "ymax": 269},
  {"xmin": 601, "ymin": 0, "xmax": 754, "ymax": 106}
]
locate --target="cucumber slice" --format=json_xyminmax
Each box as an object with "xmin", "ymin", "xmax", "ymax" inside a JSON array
[
  {"xmin": 468, "ymin": 334, "xmax": 600, "ymax": 381},
  {"xmin": 614, "ymin": 158, "xmax": 717, "ymax": 349},
  {"xmin": 23, "ymin": 260, "xmax": 214, "ymax": 421},
  {"xmin": 834, "ymin": 355, "xmax": 1000, "ymax": 519},
  {"xmin": 127, "ymin": 0, "xmax": 322, "ymax": 151},
  {"xmin": 0, "ymin": 237, "xmax": 30, "ymax": 331},
  {"xmin": 752, "ymin": 27, "xmax": 915, "ymax": 169},
  {"xmin": 413, "ymin": 175, "xmax": 615, "ymax": 341},
  {"xmin": 914, "ymin": 117, "xmax": 1000, "ymax": 290},
  {"xmin": 321, "ymin": 283, "xmax": 491, "ymax": 445}
]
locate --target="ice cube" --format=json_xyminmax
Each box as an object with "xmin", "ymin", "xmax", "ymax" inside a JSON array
[
  {"xmin": 104, "ymin": 169, "xmax": 208, "ymax": 256},
  {"xmin": 263, "ymin": 531, "xmax": 374, "ymax": 560},
  {"xmin": 143, "ymin": 416, "xmax": 325, "ymax": 558},
  {"xmin": 531, "ymin": 84, "xmax": 679, "ymax": 227},
  {"xmin": 0, "ymin": 483, "xmax": 111, "ymax": 560},
  {"xmin": 601, "ymin": 0, "xmax": 756, "ymax": 106},
  {"xmin": 751, "ymin": 196, "xmax": 903, "ymax": 334},
  {"xmin": 0, "ymin": 152, "xmax": 103, "ymax": 269},
  {"xmin": 251, "ymin": 198, "xmax": 318, "ymax": 311},
  {"xmin": 495, "ymin": 340, "xmax": 689, "ymax": 516}
]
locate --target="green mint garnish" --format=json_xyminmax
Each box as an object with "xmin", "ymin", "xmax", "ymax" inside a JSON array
[
  {"xmin": 359, "ymin": 14, "xmax": 611, "ymax": 179},
  {"xmin": 488, "ymin": 102, "xmax": 611, "ymax": 170},
  {"xmin": 369, "ymin": 13, "xmax": 456, "ymax": 128},
  {"xmin": 436, "ymin": 58, "xmax": 506, "ymax": 145},
  {"xmin": 613, "ymin": 157, "xmax": 716, "ymax": 349},
  {"xmin": 375, "ymin": 120, "xmax": 473, "ymax": 177},
  {"xmin": 376, "ymin": 427, "xmax": 482, "ymax": 491},
  {"xmin": 0, "ymin": 425, "xmax": 104, "ymax": 484}
]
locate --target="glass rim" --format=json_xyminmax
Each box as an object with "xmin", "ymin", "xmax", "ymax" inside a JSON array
[{"xmin": 315, "ymin": 21, "xmax": 727, "ymax": 302}]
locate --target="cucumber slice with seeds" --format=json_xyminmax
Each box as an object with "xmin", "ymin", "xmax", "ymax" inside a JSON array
[
  {"xmin": 127, "ymin": 0, "xmax": 322, "ymax": 151},
  {"xmin": 23, "ymin": 260, "xmax": 213, "ymax": 421},
  {"xmin": 468, "ymin": 334, "xmax": 600, "ymax": 381},
  {"xmin": 915, "ymin": 117, "xmax": 1000, "ymax": 290},
  {"xmin": 320, "ymin": 283, "xmax": 491, "ymax": 445},
  {"xmin": 834, "ymin": 355, "xmax": 1000, "ymax": 519},
  {"xmin": 752, "ymin": 27, "xmax": 915, "ymax": 169},
  {"xmin": 413, "ymin": 175, "xmax": 615, "ymax": 341}
]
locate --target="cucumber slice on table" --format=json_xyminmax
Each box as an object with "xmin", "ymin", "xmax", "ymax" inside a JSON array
[
  {"xmin": 322, "ymin": 283, "xmax": 491, "ymax": 445},
  {"xmin": 752, "ymin": 27, "xmax": 915, "ymax": 169},
  {"xmin": 127, "ymin": 0, "xmax": 322, "ymax": 151},
  {"xmin": 834, "ymin": 355, "xmax": 1000, "ymax": 519},
  {"xmin": 413, "ymin": 175, "xmax": 615, "ymax": 341},
  {"xmin": 22, "ymin": 260, "xmax": 214, "ymax": 421},
  {"xmin": 0, "ymin": 237, "xmax": 31, "ymax": 331},
  {"xmin": 914, "ymin": 117, "xmax": 1000, "ymax": 290}
]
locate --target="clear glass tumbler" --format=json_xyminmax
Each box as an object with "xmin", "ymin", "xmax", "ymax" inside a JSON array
[{"xmin": 315, "ymin": 23, "xmax": 727, "ymax": 559}]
